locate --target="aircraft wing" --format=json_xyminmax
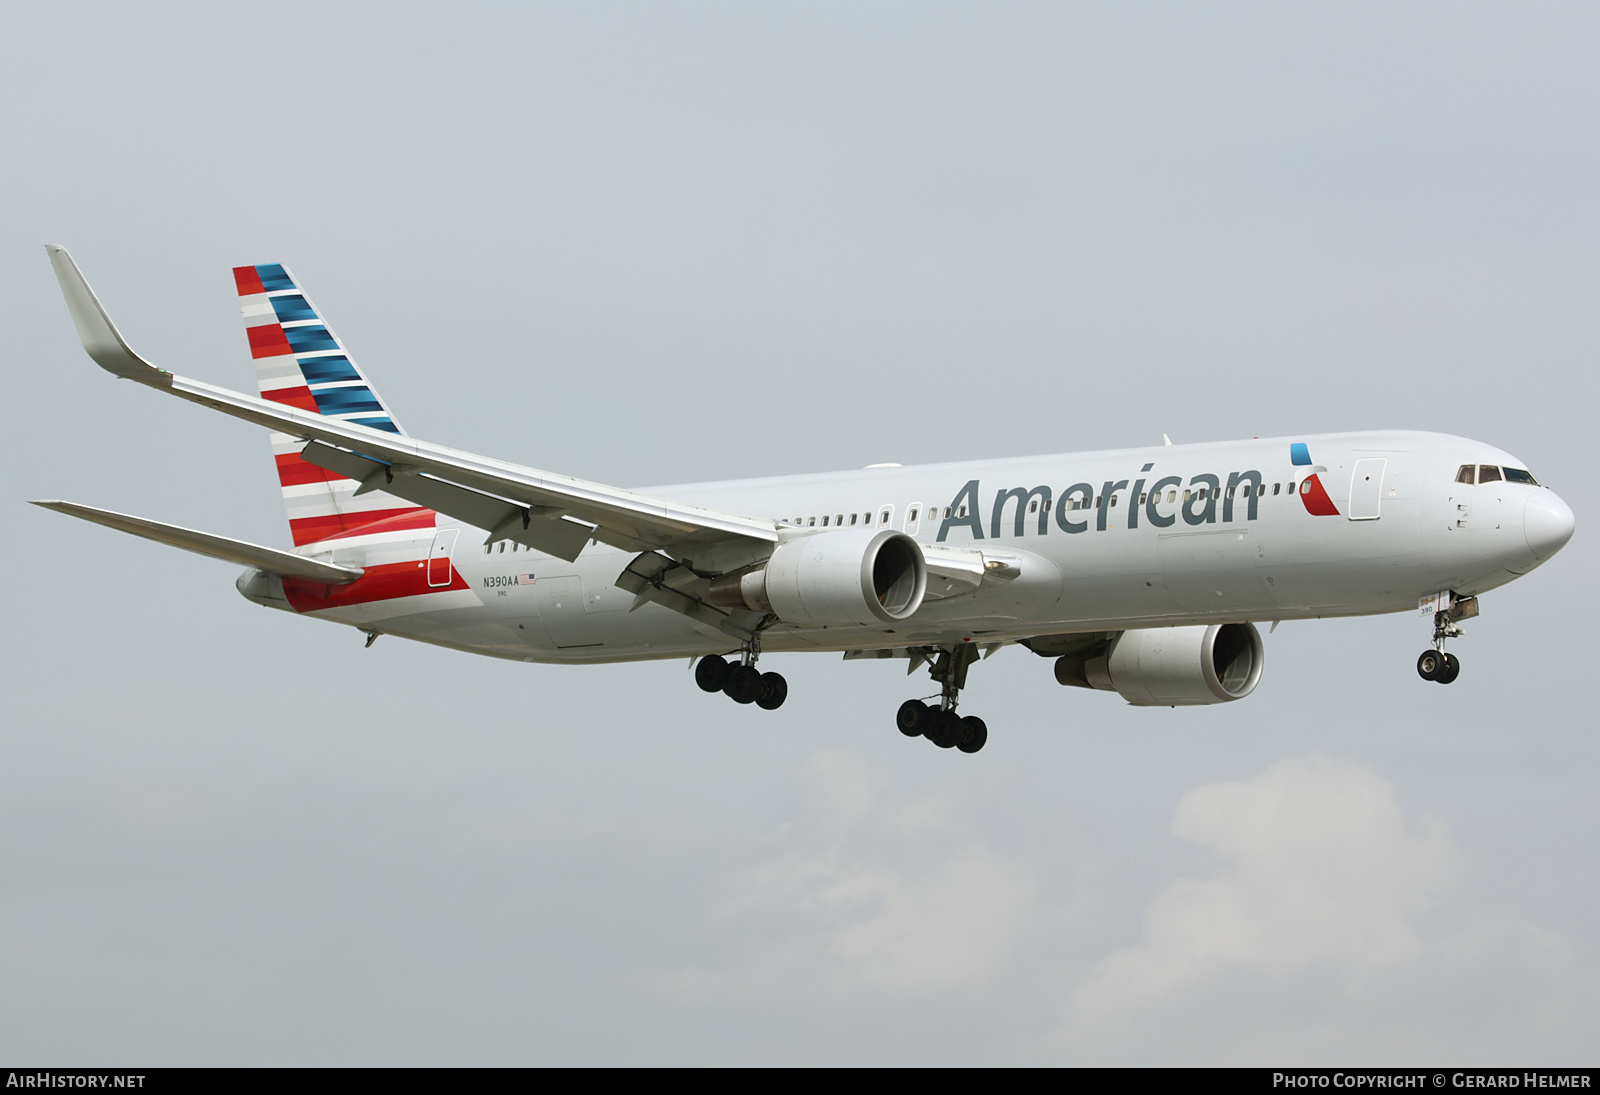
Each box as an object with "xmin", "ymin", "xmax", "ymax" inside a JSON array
[{"xmin": 46, "ymin": 246, "xmax": 779, "ymax": 562}]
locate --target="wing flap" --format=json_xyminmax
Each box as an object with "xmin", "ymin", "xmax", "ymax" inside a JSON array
[
  {"xmin": 29, "ymin": 500, "xmax": 364, "ymax": 583},
  {"xmin": 301, "ymin": 441, "xmax": 602, "ymax": 562}
]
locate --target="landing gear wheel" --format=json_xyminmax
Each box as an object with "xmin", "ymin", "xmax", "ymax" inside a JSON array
[
  {"xmin": 1437, "ymin": 653, "xmax": 1460, "ymax": 685},
  {"xmin": 756, "ymin": 672, "xmax": 788, "ymax": 710},
  {"xmin": 896, "ymin": 700, "xmax": 931, "ymax": 737},
  {"xmin": 724, "ymin": 664, "xmax": 762, "ymax": 704},
  {"xmin": 696, "ymin": 655, "xmax": 731, "ymax": 693},
  {"xmin": 1416, "ymin": 650, "xmax": 1444, "ymax": 681},
  {"xmin": 927, "ymin": 710, "xmax": 961, "ymax": 749},
  {"xmin": 956, "ymin": 715, "xmax": 988, "ymax": 754}
]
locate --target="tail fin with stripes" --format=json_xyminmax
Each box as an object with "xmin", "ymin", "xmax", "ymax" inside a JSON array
[{"xmin": 232, "ymin": 263, "xmax": 434, "ymax": 546}]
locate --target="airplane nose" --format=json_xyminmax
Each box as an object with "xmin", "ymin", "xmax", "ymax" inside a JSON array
[{"xmin": 1524, "ymin": 493, "xmax": 1575, "ymax": 559}]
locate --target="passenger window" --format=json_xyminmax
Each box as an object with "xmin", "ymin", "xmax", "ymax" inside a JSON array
[
  {"xmin": 1139, "ymin": 493, "xmax": 1147, "ymax": 504},
  {"xmin": 822, "ymin": 516, "xmax": 830, "ymax": 527},
  {"xmin": 1287, "ymin": 481, "xmax": 1295, "ymax": 494},
  {"xmin": 1027, "ymin": 501, "xmax": 1036, "ymax": 514},
  {"xmin": 909, "ymin": 508, "xmax": 919, "ymax": 521},
  {"xmin": 956, "ymin": 506, "xmax": 965, "ymax": 518},
  {"xmin": 498, "ymin": 542, "xmax": 506, "ymax": 553},
  {"xmin": 808, "ymin": 517, "xmax": 815, "ymax": 527},
  {"xmin": 849, "ymin": 513, "xmax": 858, "ymax": 526},
  {"xmin": 1168, "ymin": 491, "xmax": 1176, "ymax": 503},
  {"xmin": 837, "ymin": 514, "xmax": 844, "ymax": 525},
  {"xmin": 943, "ymin": 507, "xmax": 951, "ymax": 519},
  {"xmin": 1183, "ymin": 490, "xmax": 1191, "ymax": 502},
  {"xmin": 880, "ymin": 510, "xmax": 890, "ymax": 525},
  {"xmin": 1456, "ymin": 465, "xmax": 1476, "ymax": 485},
  {"xmin": 1478, "ymin": 465, "xmax": 1502, "ymax": 483},
  {"xmin": 1110, "ymin": 495, "xmax": 1118, "ymax": 507}
]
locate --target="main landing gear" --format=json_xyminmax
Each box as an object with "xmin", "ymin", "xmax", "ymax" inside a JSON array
[
  {"xmin": 1417, "ymin": 594, "xmax": 1477, "ymax": 685},
  {"xmin": 695, "ymin": 638, "xmax": 787, "ymax": 711},
  {"xmin": 895, "ymin": 645, "xmax": 988, "ymax": 754}
]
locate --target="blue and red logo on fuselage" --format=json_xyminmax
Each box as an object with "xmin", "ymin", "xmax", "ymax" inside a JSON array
[{"xmin": 1291, "ymin": 442, "xmax": 1340, "ymax": 516}]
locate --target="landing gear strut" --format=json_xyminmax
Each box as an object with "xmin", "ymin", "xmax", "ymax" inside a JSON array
[
  {"xmin": 695, "ymin": 634, "xmax": 786, "ymax": 711},
  {"xmin": 895, "ymin": 645, "xmax": 988, "ymax": 754},
  {"xmin": 1417, "ymin": 594, "xmax": 1475, "ymax": 685}
]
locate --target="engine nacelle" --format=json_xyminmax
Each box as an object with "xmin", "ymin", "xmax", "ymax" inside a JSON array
[
  {"xmin": 1054, "ymin": 623, "xmax": 1264, "ymax": 706},
  {"xmin": 707, "ymin": 528, "xmax": 927, "ymax": 627}
]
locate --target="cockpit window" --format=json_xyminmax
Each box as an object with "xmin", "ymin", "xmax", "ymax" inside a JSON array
[
  {"xmin": 1456, "ymin": 465, "xmax": 1476, "ymax": 485},
  {"xmin": 1503, "ymin": 467, "xmax": 1540, "ymax": 485},
  {"xmin": 1478, "ymin": 465, "xmax": 1503, "ymax": 483}
]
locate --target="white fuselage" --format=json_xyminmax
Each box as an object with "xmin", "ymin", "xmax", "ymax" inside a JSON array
[{"xmin": 239, "ymin": 430, "xmax": 1567, "ymax": 663}]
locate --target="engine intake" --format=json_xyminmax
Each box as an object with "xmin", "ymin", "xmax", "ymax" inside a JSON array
[
  {"xmin": 707, "ymin": 528, "xmax": 927, "ymax": 627},
  {"xmin": 1054, "ymin": 623, "xmax": 1264, "ymax": 706}
]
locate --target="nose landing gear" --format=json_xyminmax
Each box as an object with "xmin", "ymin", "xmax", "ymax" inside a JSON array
[
  {"xmin": 1417, "ymin": 593, "xmax": 1476, "ymax": 685},
  {"xmin": 1416, "ymin": 648, "xmax": 1460, "ymax": 684},
  {"xmin": 895, "ymin": 645, "xmax": 989, "ymax": 754}
]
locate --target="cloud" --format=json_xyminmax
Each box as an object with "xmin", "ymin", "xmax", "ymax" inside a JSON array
[
  {"xmin": 657, "ymin": 749, "xmax": 1036, "ymax": 1001},
  {"xmin": 823, "ymin": 847, "xmax": 1034, "ymax": 992},
  {"xmin": 1070, "ymin": 756, "xmax": 1460, "ymax": 1016}
]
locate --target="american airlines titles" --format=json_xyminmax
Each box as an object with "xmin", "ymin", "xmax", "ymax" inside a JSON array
[{"xmin": 936, "ymin": 468, "xmax": 1266, "ymax": 543}]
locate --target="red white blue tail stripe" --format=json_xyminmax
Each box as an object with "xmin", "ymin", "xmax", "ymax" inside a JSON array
[{"xmin": 233, "ymin": 263, "xmax": 434, "ymax": 546}]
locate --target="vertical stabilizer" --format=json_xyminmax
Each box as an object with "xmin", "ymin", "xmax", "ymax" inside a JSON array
[{"xmin": 232, "ymin": 263, "xmax": 434, "ymax": 546}]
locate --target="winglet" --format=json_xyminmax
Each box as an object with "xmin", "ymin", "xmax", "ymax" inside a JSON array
[{"xmin": 44, "ymin": 245, "xmax": 171, "ymax": 387}]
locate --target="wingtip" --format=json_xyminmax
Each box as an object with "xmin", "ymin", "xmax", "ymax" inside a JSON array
[{"xmin": 46, "ymin": 248, "xmax": 172, "ymax": 386}]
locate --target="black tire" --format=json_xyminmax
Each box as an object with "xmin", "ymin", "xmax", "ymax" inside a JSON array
[
  {"xmin": 756, "ymin": 672, "xmax": 788, "ymax": 710},
  {"xmin": 696, "ymin": 655, "xmax": 731, "ymax": 693},
  {"xmin": 956, "ymin": 715, "xmax": 988, "ymax": 754},
  {"xmin": 724, "ymin": 664, "xmax": 762, "ymax": 704},
  {"xmin": 1416, "ymin": 650, "xmax": 1443, "ymax": 681},
  {"xmin": 1437, "ymin": 653, "xmax": 1460, "ymax": 685},
  {"xmin": 896, "ymin": 699, "xmax": 930, "ymax": 737},
  {"xmin": 928, "ymin": 710, "xmax": 961, "ymax": 749}
]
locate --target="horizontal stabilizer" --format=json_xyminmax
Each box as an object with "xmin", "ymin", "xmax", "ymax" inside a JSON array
[{"xmin": 29, "ymin": 500, "xmax": 364, "ymax": 583}]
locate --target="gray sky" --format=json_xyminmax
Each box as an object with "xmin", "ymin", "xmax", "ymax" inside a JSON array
[{"xmin": 2, "ymin": 1, "xmax": 1596, "ymax": 1064}]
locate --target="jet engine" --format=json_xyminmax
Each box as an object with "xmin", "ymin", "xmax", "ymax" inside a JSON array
[
  {"xmin": 707, "ymin": 528, "xmax": 927, "ymax": 627},
  {"xmin": 1054, "ymin": 623, "xmax": 1264, "ymax": 706}
]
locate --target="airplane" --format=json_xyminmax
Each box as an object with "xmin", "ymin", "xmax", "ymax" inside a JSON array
[{"xmin": 34, "ymin": 246, "xmax": 1576, "ymax": 755}]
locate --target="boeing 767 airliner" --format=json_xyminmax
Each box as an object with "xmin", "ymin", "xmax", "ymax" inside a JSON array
[{"xmin": 33, "ymin": 247, "xmax": 1576, "ymax": 754}]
